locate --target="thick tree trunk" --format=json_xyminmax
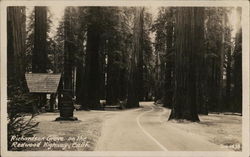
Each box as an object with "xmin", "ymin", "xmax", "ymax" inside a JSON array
[
  {"xmin": 225, "ymin": 29, "xmax": 232, "ymax": 111},
  {"xmin": 233, "ymin": 31, "xmax": 242, "ymax": 113},
  {"xmin": 75, "ymin": 18, "xmax": 86, "ymax": 104},
  {"xmin": 169, "ymin": 7, "xmax": 203, "ymax": 122},
  {"xmin": 100, "ymin": 53, "xmax": 106, "ymax": 100},
  {"xmin": 154, "ymin": 51, "xmax": 161, "ymax": 102},
  {"xmin": 75, "ymin": 63, "xmax": 84, "ymax": 103},
  {"xmin": 232, "ymin": 7, "xmax": 242, "ymax": 113},
  {"xmin": 194, "ymin": 8, "xmax": 207, "ymax": 115},
  {"xmin": 32, "ymin": 7, "xmax": 48, "ymax": 113},
  {"xmin": 163, "ymin": 8, "xmax": 174, "ymax": 108},
  {"xmin": 218, "ymin": 12, "xmax": 226, "ymax": 112},
  {"xmin": 64, "ymin": 7, "xmax": 75, "ymax": 91},
  {"xmin": 80, "ymin": 7, "xmax": 102, "ymax": 109},
  {"xmin": 127, "ymin": 8, "xmax": 144, "ymax": 108},
  {"xmin": 138, "ymin": 30, "xmax": 144, "ymax": 101},
  {"xmin": 119, "ymin": 50, "xmax": 128, "ymax": 101},
  {"xmin": 7, "ymin": 7, "xmax": 27, "ymax": 95},
  {"xmin": 106, "ymin": 54, "xmax": 121, "ymax": 106},
  {"xmin": 32, "ymin": 7, "xmax": 47, "ymax": 73}
]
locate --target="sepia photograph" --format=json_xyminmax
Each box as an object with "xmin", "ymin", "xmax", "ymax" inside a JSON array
[{"xmin": 0, "ymin": 0, "xmax": 249, "ymax": 157}]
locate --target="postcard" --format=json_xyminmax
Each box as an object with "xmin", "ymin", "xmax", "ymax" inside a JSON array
[{"xmin": 1, "ymin": 0, "xmax": 249, "ymax": 157}]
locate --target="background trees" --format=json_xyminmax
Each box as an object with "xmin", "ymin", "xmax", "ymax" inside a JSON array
[
  {"xmin": 152, "ymin": 7, "xmax": 175, "ymax": 107},
  {"xmin": 105, "ymin": 7, "xmax": 127, "ymax": 106},
  {"xmin": 231, "ymin": 7, "xmax": 242, "ymax": 113},
  {"xmin": 7, "ymin": 6, "xmax": 243, "ymax": 121},
  {"xmin": 152, "ymin": 7, "xmax": 242, "ymax": 120}
]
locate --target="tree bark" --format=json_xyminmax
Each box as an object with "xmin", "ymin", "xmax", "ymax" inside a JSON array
[
  {"xmin": 80, "ymin": 7, "xmax": 102, "ymax": 109},
  {"xmin": 32, "ymin": 7, "xmax": 48, "ymax": 113},
  {"xmin": 75, "ymin": 62, "xmax": 84, "ymax": 103},
  {"xmin": 164, "ymin": 8, "xmax": 174, "ymax": 108},
  {"xmin": 232, "ymin": 7, "xmax": 242, "ymax": 113},
  {"xmin": 106, "ymin": 41, "xmax": 121, "ymax": 106},
  {"xmin": 64, "ymin": 7, "xmax": 75, "ymax": 91},
  {"xmin": 127, "ymin": 8, "xmax": 144, "ymax": 108},
  {"xmin": 218, "ymin": 12, "xmax": 226, "ymax": 112},
  {"xmin": 169, "ymin": 7, "xmax": 204, "ymax": 122},
  {"xmin": 7, "ymin": 7, "xmax": 27, "ymax": 95},
  {"xmin": 225, "ymin": 25, "xmax": 232, "ymax": 111},
  {"xmin": 32, "ymin": 7, "xmax": 47, "ymax": 73}
]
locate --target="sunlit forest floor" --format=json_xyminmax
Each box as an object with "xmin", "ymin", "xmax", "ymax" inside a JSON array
[
  {"xmin": 21, "ymin": 102, "xmax": 242, "ymax": 151},
  {"xmin": 29, "ymin": 110, "xmax": 117, "ymax": 151},
  {"xmin": 160, "ymin": 107, "xmax": 242, "ymax": 151}
]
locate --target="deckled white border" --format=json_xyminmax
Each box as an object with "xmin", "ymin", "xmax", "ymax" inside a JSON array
[{"xmin": 0, "ymin": 0, "xmax": 249, "ymax": 157}]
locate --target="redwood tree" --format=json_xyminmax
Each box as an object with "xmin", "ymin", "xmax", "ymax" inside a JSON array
[
  {"xmin": 32, "ymin": 7, "xmax": 48, "ymax": 113},
  {"xmin": 127, "ymin": 8, "xmax": 144, "ymax": 108},
  {"xmin": 32, "ymin": 7, "xmax": 48, "ymax": 73},
  {"xmin": 232, "ymin": 7, "xmax": 242, "ymax": 113},
  {"xmin": 169, "ymin": 7, "xmax": 205, "ymax": 121},
  {"xmin": 164, "ymin": 8, "xmax": 174, "ymax": 108},
  {"xmin": 7, "ymin": 7, "xmax": 27, "ymax": 95},
  {"xmin": 80, "ymin": 7, "xmax": 102, "ymax": 109}
]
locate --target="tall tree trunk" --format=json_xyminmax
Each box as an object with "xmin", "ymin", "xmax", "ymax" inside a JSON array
[
  {"xmin": 127, "ymin": 8, "xmax": 144, "ymax": 108},
  {"xmin": 194, "ymin": 8, "xmax": 207, "ymax": 115},
  {"xmin": 225, "ymin": 48, "xmax": 232, "ymax": 108},
  {"xmin": 218, "ymin": 12, "xmax": 226, "ymax": 112},
  {"xmin": 32, "ymin": 7, "xmax": 47, "ymax": 73},
  {"xmin": 233, "ymin": 30, "xmax": 242, "ymax": 113},
  {"xmin": 75, "ymin": 14, "xmax": 86, "ymax": 104},
  {"xmin": 106, "ymin": 52, "xmax": 121, "ymax": 106},
  {"xmin": 64, "ymin": 7, "xmax": 75, "ymax": 91},
  {"xmin": 138, "ymin": 26, "xmax": 144, "ymax": 101},
  {"xmin": 232, "ymin": 7, "xmax": 242, "ymax": 113},
  {"xmin": 154, "ymin": 50, "xmax": 161, "ymax": 102},
  {"xmin": 225, "ymin": 28, "xmax": 232, "ymax": 111},
  {"xmin": 49, "ymin": 44, "xmax": 58, "ymax": 112},
  {"xmin": 119, "ymin": 50, "xmax": 128, "ymax": 101},
  {"xmin": 100, "ymin": 52, "xmax": 106, "ymax": 100},
  {"xmin": 32, "ymin": 7, "xmax": 48, "ymax": 113},
  {"xmin": 80, "ymin": 7, "xmax": 102, "ymax": 109},
  {"xmin": 75, "ymin": 62, "xmax": 84, "ymax": 103},
  {"xmin": 169, "ymin": 7, "xmax": 204, "ymax": 122},
  {"xmin": 164, "ymin": 8, "xmax": 174, "ymax": 108},
  {"xmin": 7, "ymin": 7, "xmax": 27, "ymax": 95}
]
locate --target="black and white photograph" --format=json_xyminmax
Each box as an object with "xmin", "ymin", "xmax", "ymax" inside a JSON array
[{"xmin": 0, "ymin": 0, "xmax": 249, "ymax": 157}]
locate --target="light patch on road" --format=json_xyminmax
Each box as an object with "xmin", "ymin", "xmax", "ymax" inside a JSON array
[{"xmin": 136, "ymin": 106, "xmax": 168, "ymax": 151}]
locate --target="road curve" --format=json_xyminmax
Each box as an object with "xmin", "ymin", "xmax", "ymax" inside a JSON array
[{"xmin": 95, "ymin": 102, "xmax": 228, "ymax": 151}]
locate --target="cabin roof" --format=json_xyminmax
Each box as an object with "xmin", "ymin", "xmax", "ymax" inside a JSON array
[{"xmin": 25, "ymin": 73, "xmax": 61, "ymax": 93}]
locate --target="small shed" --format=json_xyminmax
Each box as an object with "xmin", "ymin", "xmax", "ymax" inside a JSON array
[{"xmin": 25, "ymin": 73, "xmax": 62, "ymax": 111}]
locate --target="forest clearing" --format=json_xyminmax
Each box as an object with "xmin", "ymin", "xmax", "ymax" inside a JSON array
[{"xmin": 16, "ymin": 102, "xmax": 241, "ymax": 151}]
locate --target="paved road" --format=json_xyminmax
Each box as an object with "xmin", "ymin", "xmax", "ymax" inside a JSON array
[{"xmin": 95, "ymin": 102, "xmax": 228, "ymax": 151}]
